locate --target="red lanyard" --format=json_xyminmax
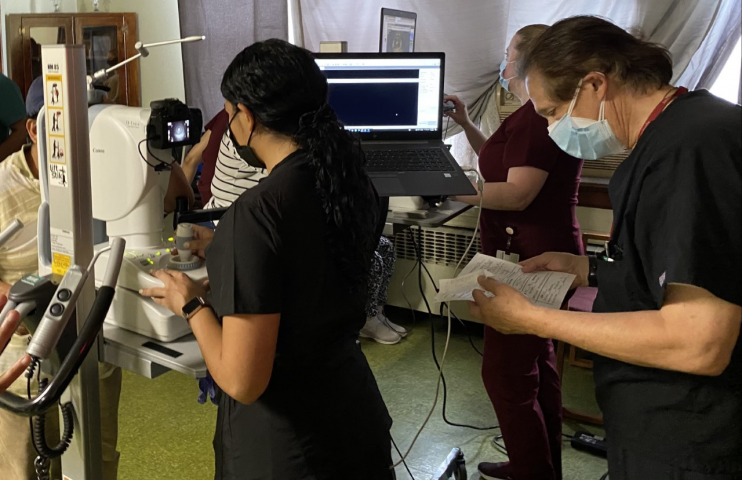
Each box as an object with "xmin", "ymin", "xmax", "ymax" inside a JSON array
[
  {"xmin": 638, "ymin": 86, "xmax": 688, "ymax": 138},
  {"xmin": 608, "ymin": 86, "xmax": 688, "ymax": 240}
]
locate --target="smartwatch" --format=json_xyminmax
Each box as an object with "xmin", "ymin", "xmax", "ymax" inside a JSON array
[
  {"xmin": 182, "ymin": 296, "xmax": 209, "ymax": 321},
  {"xmin": 588, "ymin": 253, "xmax": 600, "ymax": 288}
]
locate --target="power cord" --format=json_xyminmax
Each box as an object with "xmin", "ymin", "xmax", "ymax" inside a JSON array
[
  {"xmin": 137, "ymin": 138, "xmax": 174, "ymax": 171},
  {"xmin": 492, "ymin": 434, "xmax": 507, "ymax": 453},
  {"xmin": 407, "ymin": 230, "xmax": 496, "ymax": 432},
  {"xmin": 393, "ymin": 171, "xmax": 487, "ymax": 467},
  {"xmin": 391, "ymin": 436, "xmax": 416, "ymax": 480}
]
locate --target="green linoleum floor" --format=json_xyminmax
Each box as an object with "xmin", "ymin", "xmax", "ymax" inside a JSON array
[{"xmin": 117, "ymin": 309, "xmax": 608, "ymax": 479}]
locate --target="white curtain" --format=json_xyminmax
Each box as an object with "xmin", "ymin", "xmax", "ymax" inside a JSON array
[
  {"xmin": 178, "ymin": 0, "xmax": 288, "ymax": 122},
  {"xmin": 676, "ymin": 0, "xmax": 742, "ymax": 89},
  {"xmin": 295, "ymin": 0, "xmax": 739, "ymax": 167},
  {"xmin": 506, "ymin": 0, "xmax": 740, "ymax": 88},
  {"xmin": 297, "ymin": 0, "xmax": 509, "ymax": 125}
]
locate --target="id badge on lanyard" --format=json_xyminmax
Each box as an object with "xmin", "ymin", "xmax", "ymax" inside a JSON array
[{"xmin": 496, "ymin": 226, "xmax": 520, "ymax": 264}]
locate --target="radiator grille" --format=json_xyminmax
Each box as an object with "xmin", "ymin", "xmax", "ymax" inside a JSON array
[
  {"xmin": 392, "ymin": 227, "xmax": 481, "ymax": 267},
  {"xmin": 583, "ymin": 151, "xmax": 629, "ymax": 172}
]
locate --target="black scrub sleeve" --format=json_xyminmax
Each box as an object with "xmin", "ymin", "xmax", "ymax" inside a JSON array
[
  {"xmin": 635, "ymin": 146, "xmax": 742, "ymax": 308},
  {"xmin": 208, "ymin": 195, "xmax": 283, "ymax": 317}
]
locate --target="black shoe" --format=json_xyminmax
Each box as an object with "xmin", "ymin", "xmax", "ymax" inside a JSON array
[{"xmin": 478, "ymin": 461, "xmax": 513, "ymax": 480}]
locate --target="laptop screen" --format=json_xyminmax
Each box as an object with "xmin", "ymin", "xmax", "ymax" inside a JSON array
[{"xmin": 315, "ymin": 53, "xmax": 444, "ymax": 140}]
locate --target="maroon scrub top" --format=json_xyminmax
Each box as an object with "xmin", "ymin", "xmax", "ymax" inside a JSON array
[
  {"xmin": 197, "ymin": 109, "xmax": 229, "ymax": 204},
  {"xmin": 478, "ymin": 101, "xmax": 584, "ymax": 260}
]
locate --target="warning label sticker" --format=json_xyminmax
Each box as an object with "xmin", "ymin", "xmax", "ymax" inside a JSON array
[
  {"xmin": 49, "ymin": 163, "xmax": 69, "ymax": 188},
  {"xmin": 48, "ymin": 108, "xmax": 65, "ymax": 135},
  {"xmin": 46, "ymin": 75, "xmax": 63, "ymax": 108},
  {"xmin": 52, "ymin": 252, "xmax": 71, "ymax": 277},
  {"xmin": 50, "ymin": 227, "xmax": 74, "ymax": 276},
  {"xmin": 49, "ymin": 135, "xmax": 67, "ymax": 165}
]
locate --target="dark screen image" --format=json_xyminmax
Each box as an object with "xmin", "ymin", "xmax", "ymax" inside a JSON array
[
  {"xmin": 167, "ymin": 120, "xmax": 190, "ymax": 143},
  {"xmin": 328, "ymin": 83, "xmax": 419, "ymax": 127},
  {"xmin": 386, "ymin": 29, "xmax": 412, "ymax": 53},
  {"xmin": 325, "ymin": 69, "xmax": 419, "ymax": 80}
]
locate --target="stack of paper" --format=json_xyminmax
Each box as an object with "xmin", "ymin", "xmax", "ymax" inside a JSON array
[{"xmin": 435, "ymin": 253, "xmax": 575, "ymax": 310}]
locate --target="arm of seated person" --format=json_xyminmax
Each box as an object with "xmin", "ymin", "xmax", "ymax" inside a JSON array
[
  {"xmin": 164, "ymin": 162, "xmax": 195, "ymax": 214},
  {"xmin": 455, "ymin": 166, "xmax": 548, "ymax": 211},
  {"xmin": 181, "ymin": 130, "xmax": 211, "ymax": 184}
]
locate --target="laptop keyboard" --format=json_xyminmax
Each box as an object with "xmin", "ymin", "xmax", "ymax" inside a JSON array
[{"xmin": 366, "ymin": 148, "xmax": 455, "ymax": 172}]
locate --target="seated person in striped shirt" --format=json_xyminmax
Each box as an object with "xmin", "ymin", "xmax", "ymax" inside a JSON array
[
  {"xmin": 206, "ymin": 110, "xmax": 268, "ymax": 209},
  {"xmin": 182, "ymin": 108, "xmax": 267, "ymax": 210}
]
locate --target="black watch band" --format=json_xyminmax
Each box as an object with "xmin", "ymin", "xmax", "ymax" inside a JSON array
[
  {"xmin": 182, "ymin": 296, "xmax": 209, "ymax": 320},
  {"xmin": 588, "ymin": 253, "xmax": 599, "ymax": 288}
]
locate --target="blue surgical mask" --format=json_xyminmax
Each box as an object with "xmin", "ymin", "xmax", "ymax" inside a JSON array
[
  {"xmin": 547, "ymin": 80, "xmax": 626, "ymax": 160},
  {"xmin": 499, "ymin": 59, "xmax": 516, "ymax": 92}
]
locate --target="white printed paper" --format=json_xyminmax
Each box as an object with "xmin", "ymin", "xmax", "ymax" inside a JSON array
[
  {"xmin": 436, "ymin": 270, "xmax": 495, "ymax": 302},
  {"xmin": 437, "ymin": 253, "xmax": 575, "ymax": 310}
]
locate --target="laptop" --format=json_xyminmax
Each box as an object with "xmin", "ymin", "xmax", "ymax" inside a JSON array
[{"xmin": 314, "ymin": 53, "xmax": 477, "ymax": 197}]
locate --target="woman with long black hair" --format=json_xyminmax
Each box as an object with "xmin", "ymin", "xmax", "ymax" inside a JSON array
[{"xmin": 142, "ymin": 39, "xmax": 395, "ymax": 479}]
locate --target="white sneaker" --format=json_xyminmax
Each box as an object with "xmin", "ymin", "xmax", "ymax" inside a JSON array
[
  {"xmin": 360, "ymin": 316, "xmax": 402, "ymax": 345},
  {"xmin": 378, "ymin": 314, "xmax": 408, "ymax": 337}
]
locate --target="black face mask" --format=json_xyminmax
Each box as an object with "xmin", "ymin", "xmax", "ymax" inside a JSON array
[{"xmin": 228, "ymin": 111, "xmax": 265, "ymax": 170}]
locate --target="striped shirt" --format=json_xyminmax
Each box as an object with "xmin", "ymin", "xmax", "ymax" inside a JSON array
[
  {"xmin": 205, "ymin": 131, "xmax": 267, "ymax": 209},
  {"xmin": 0, "ymin": 146, "xmax": 41, "ymax": 285}
]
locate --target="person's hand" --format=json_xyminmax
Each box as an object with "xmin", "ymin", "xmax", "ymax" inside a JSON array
[
  {"xmin": 140, "ymin": 270, "xmax": 210, "ymax": 317},
  {"xmin": 520, "ymin": 252, "xmax": 589, "ymax": 290},
  {"xmin": 469, "ymin": 276, "xmax": 540, "ymax": 335},
  {"xmin": 0, "ymin": 295, "xmax": 32, "ymax": 392},
  {"xmin": 184, "ymin": 225, "xmax": 215, "ymax": 259},
  {"xmin": 443, "ymin": 95, "xmax": 472, "ymax": 127}
]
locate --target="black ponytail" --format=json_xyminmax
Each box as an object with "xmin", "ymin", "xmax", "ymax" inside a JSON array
[{"xmin": 221, "ymin": 39, "xmax": 379, "ymax": 291}]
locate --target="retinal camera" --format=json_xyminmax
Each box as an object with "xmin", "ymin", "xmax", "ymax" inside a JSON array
[{"xmin": 147, "ymin": 99, "xmax": 203, "ymax": 149}]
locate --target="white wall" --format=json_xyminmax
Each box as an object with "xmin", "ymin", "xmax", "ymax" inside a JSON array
[
  {"xmin": 1, "ymin": 0, "xmax": 79, "ymax": 72},
  {"xmin": 2, "ymin": 0, "xmax": 185, "ymax": 106},
  {"xmin": 77, "ymin": 0, "xmax": 185, "ymax": 106}
]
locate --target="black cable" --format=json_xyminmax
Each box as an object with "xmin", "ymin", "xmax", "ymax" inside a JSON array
[
  {"xmin": 599, "ymin": 471, "xmax": 609, "ymax": 480},
  {"xmin": 492, "ymin": 434, "xmax": 507, "ymax": 453},
  {"xmin": 391, "ymin": 436, "xmax": 416, "ymax": 480},
  {"xmin": 407, "ymin": 229, "xmax": 484, "ymax": 357},
  {"xmin": 440, "ymin": 302, "xmax": 484, "ymax": 357},
  {"xmin": 32, "ymin": 377, "xmax": 75, "ymax": 460},
  {"xmin": 137, "ymin": 138, "xmax": 174, "ymax": 171},
  {"xmin": 137, "ymin": 138, "xmax": 161, "ymax": 169},
  {"xmin": 562, "ymin": 433, "xmax": 574, "ymax": 439},
  {"xmin": 146, "ymin": 142, "xmax": 174, "ymax": 170},
  {"xmin": 409, "ymin": 226, "xmax": 498, "ymax": 432},
  {"xmin": 26, "ymin": 359, "xmax": 42, "ymax": 457}
]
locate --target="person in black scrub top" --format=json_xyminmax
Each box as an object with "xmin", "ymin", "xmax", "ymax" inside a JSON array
[
  {"xmin": 467, "ymin": 16, "xmax": 741, "ymax": 480},
  {"xmin": 142, "ymin": 39, "xmax": 395, "ymax": 480}
]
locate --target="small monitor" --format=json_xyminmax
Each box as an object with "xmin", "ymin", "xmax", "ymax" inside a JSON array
[{"xmin": 379, "ymin": 8, "xmax": 417, "ymax": 53}]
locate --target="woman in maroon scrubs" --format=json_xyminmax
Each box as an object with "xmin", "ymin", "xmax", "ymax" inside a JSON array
[{"xmin": 445, "ymin": 25, "xmax": 583, "ymax": 480}]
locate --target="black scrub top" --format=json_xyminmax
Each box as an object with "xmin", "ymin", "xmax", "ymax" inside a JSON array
[
  {"xmin": 593, "ymin": 90, "xmax": 742, "ymax": 475},
  {"xmin": 205, "ymin": 151, "xmax": 393, "ymax": 480}
]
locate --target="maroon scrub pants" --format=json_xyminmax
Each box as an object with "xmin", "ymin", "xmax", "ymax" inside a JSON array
[{"xmin": 482, "ymin": 327, "xmax": 563, "ymax": 480}]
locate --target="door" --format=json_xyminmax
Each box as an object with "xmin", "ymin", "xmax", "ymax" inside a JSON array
[
  {"xmin": 6, "ymin": 15, "xmax": 73, "ymax": 96},
  {"xmin": 74, "ymin": 13, "xmax": 139, "ymax": 106}
]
